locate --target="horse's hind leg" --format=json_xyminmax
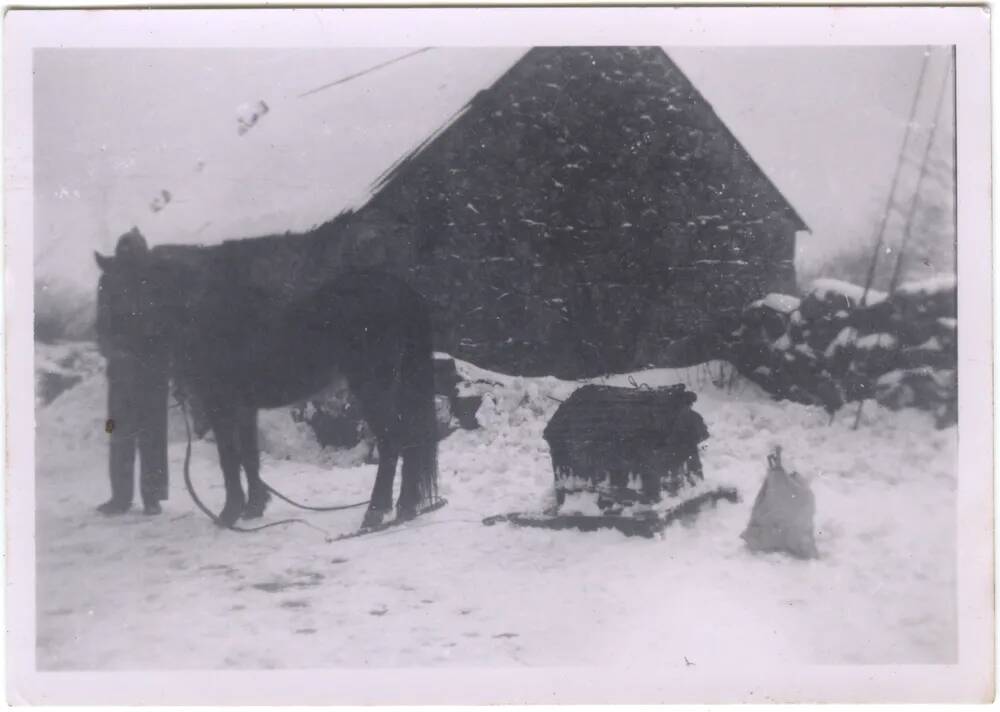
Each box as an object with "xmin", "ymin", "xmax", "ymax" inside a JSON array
[
  {"xmin": 362, "ymin": 436, "xmax": 399, "ymax": 528},
  {"xmin": 352, "ymin": 382, "xmax": 400, "ymax": 528},
  {"xmin": 399, "ymin": 439, "xmax": 436, "ymax": 520},
  {"xmin": 209, "ymin": 408, "xmax": 246, "ymax": 527},
  {"xmin": 237, "ymin": 406, "xmax": 270, "ymax": 519}
]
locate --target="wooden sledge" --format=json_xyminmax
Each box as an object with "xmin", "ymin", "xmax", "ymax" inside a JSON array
[{"xmin": 482, "ymin": 486, "xmax": 739, "ymax": 539}]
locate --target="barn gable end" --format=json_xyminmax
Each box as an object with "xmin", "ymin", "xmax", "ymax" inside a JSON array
[{"xmin": 344, "ymin": 46, "xmax": 808, "ymax": 378}]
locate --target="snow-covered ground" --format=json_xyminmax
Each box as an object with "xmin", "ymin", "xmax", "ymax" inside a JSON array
[{"xmin": 35, "ymin": 346, "xmax": 957, "ymax": 669}]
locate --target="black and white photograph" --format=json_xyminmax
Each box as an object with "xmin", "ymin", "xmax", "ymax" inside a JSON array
[{"xmin": 5, "ymin": 6, "xmax": 993, "ymax": 705}]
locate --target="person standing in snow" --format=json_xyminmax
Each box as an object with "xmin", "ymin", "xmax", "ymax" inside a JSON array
[{"xmin": 94, "ymin": 228, "xmax": 170, "ymax": 516}]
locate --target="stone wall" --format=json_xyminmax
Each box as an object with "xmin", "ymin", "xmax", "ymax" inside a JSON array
[{"xmin": 339, "ymin": 47, "xmax": 805, "ymax": 379}]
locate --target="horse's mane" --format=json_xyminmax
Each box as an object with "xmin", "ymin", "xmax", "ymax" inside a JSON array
[
  {"xmin": 217, "ymin": 208, "xmax": 358, "ymax": 255},
  {"xmin": 146, "ymin": 209, "xmax": 363, "ymax": 304},
  {"xmin": 147, "ymin": 209, "xmax": 358, "ymax": 262}
]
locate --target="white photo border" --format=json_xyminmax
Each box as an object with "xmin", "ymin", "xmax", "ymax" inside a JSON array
[{"xmin": 4, "ymin": 5, "xmax": 993, "ymax": 704}]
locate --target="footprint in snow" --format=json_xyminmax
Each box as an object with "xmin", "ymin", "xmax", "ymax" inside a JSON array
[
  {"xmin": 252, "ymin": 572, "xmax": 325, "ymax": 593},
  {"xmin": 369, "ymin": 606, "xmax": 388, "ymax": 616},
  {"xmin": 280, "ymin": 599, "xmax": 310, "ymax": 609},
  {"xmin": 198, "ymin": 563, "xmax": 235, "ymax": 573}
]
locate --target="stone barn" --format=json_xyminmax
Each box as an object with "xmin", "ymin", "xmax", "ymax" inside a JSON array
[{"xmin": 334, "ymin": 46, "xmax": 808, "ymax": 378}]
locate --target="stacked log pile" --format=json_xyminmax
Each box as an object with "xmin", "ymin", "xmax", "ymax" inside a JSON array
[{"xmin": 728, "ymin": 276, "xmax": 957, "ymax": 427}]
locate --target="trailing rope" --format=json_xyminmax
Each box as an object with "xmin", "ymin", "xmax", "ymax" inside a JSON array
[
  {"xmin": 178, "ymin": 398, "xmax": 342, "ymax": 540},
  {"xmin": 332, "ymin": 517, "xmax": 482, "ymax": 542},
  {"xmin": 263, "ymin": 484, "xmax": 369, "ymax": 513}
]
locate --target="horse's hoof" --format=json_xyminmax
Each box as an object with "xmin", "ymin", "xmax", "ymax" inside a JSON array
[
  {"xmin": 216, "ymin": 504, "xmax": 243, "ymax": 528},
  {"xmin": 241, "ymin": 492, "xmax": 269, "ymax": 520},
  {"xmin": 241, "ymin": 504, "xmax": 265, "ymax": 520},
  {"xmin": 142, "ymin": 502, "xmax": 162, "ymax": 516},
  {"xmin": 396, "ymin": 505, "xmax": 418, "ymax": 523},
  {"xmin": 362, "ymin": 507, "xmax": 389, "ymax": 528},
  {"xmin": 97, "ymin": 499, "xmax": 131, "ymax": 516}
]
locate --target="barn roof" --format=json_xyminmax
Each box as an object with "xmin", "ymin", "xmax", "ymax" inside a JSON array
[{"xmin": 362, "ymin": 46, "xmax": 809, "ymax": 236}]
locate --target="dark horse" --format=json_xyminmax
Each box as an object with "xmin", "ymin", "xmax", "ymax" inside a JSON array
[{"xmin": 95, "ymin": 223, "xmax": 439, "ymax": 528}]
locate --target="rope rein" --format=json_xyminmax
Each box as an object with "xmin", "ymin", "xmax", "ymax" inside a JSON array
[
  {"xmin": 177, "ymin": 398, "xmax": 364, "ymax": 539},
  {"xmin": 263, "ymin": 483, "xmax": 369, "ymax": 513}
]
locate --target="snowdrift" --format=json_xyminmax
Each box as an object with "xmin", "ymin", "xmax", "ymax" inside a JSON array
[{"xmin": 35, "ymin": 341, "xmax": 958, "ymax": 668}]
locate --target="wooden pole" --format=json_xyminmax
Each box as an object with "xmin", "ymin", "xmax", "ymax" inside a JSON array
[
  {"xmin": 888, "ymin": 54, "xmax": 953, "ymax": 293},
  {"xmin": 298, "ymin": 48, "xmax": 433, "ymax": 99},
  {"xmin": 853, "ymin": 48, "xmax": 934, "ymax": 430},
  {"xmin": 859, "ymin": 48, "xmax": 932, "ymax": 308}
]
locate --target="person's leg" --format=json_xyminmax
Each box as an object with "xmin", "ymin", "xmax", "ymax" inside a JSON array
[
  {"xmin": 138, "ymin": 362, "xmax": 170, "ymax": 514},
  {"xmin": 99, "ymin": 358, "xmax": 138, "ymax": 514}
]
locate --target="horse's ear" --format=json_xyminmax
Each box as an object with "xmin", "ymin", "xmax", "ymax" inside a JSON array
[{"xmin": 94, "ymin": 251, "xmax": 114, "ymax": 272}]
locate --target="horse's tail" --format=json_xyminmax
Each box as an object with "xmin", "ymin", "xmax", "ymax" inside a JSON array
[{"xmin": 399, "ymin": 293, "xmax": 439, "ymax": 506}]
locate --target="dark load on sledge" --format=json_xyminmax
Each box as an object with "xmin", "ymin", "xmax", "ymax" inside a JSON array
[
  {"xmin": 484, "ymin": 383, "xmax": 736, "ymax": 538},
  {"xmin": 543, "ymin": 383, "xmax": 709, "ymax": 507}
]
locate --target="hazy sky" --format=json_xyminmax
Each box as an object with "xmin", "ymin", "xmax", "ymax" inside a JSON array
[{"xmin": 34, "ymin": 46, "xmax": 954, "ymax": 290}]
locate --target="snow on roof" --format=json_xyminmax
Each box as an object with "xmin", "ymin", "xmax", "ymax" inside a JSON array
[
  {"xmin": 809, "ymin": 278, "xmax": 887, "ymax": 305},
  {"xmin": 896, "ymin": 274, "xmax": 957, "ymax": 297}
]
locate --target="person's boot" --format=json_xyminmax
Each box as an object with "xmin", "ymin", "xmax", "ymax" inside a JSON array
[
  {"xmin": 142, "ymin": 501, "xmax": 162, "ymax": 516},
  {"xmin": 97, "ymin": 499, "xmax": 131, "ymax": 515}
]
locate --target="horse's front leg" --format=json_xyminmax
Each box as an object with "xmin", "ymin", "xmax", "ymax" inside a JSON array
[
  {"xmin": 237, "ymin": 406, "xmax": 270, "ymax": 519},
  {"xmin": 210, "ymin": 409, "xmax": 245, "ymax": 527}
]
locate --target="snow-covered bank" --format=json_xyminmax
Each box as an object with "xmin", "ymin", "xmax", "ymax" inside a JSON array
[{"xmin": 35, "ymin": 348, "xmax": 956, "ymax": 669}]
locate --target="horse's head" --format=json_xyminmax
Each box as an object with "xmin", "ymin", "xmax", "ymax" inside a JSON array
[{"xmin": 94, "ymin": 228, "xmax": 169, "ymax": 359}]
